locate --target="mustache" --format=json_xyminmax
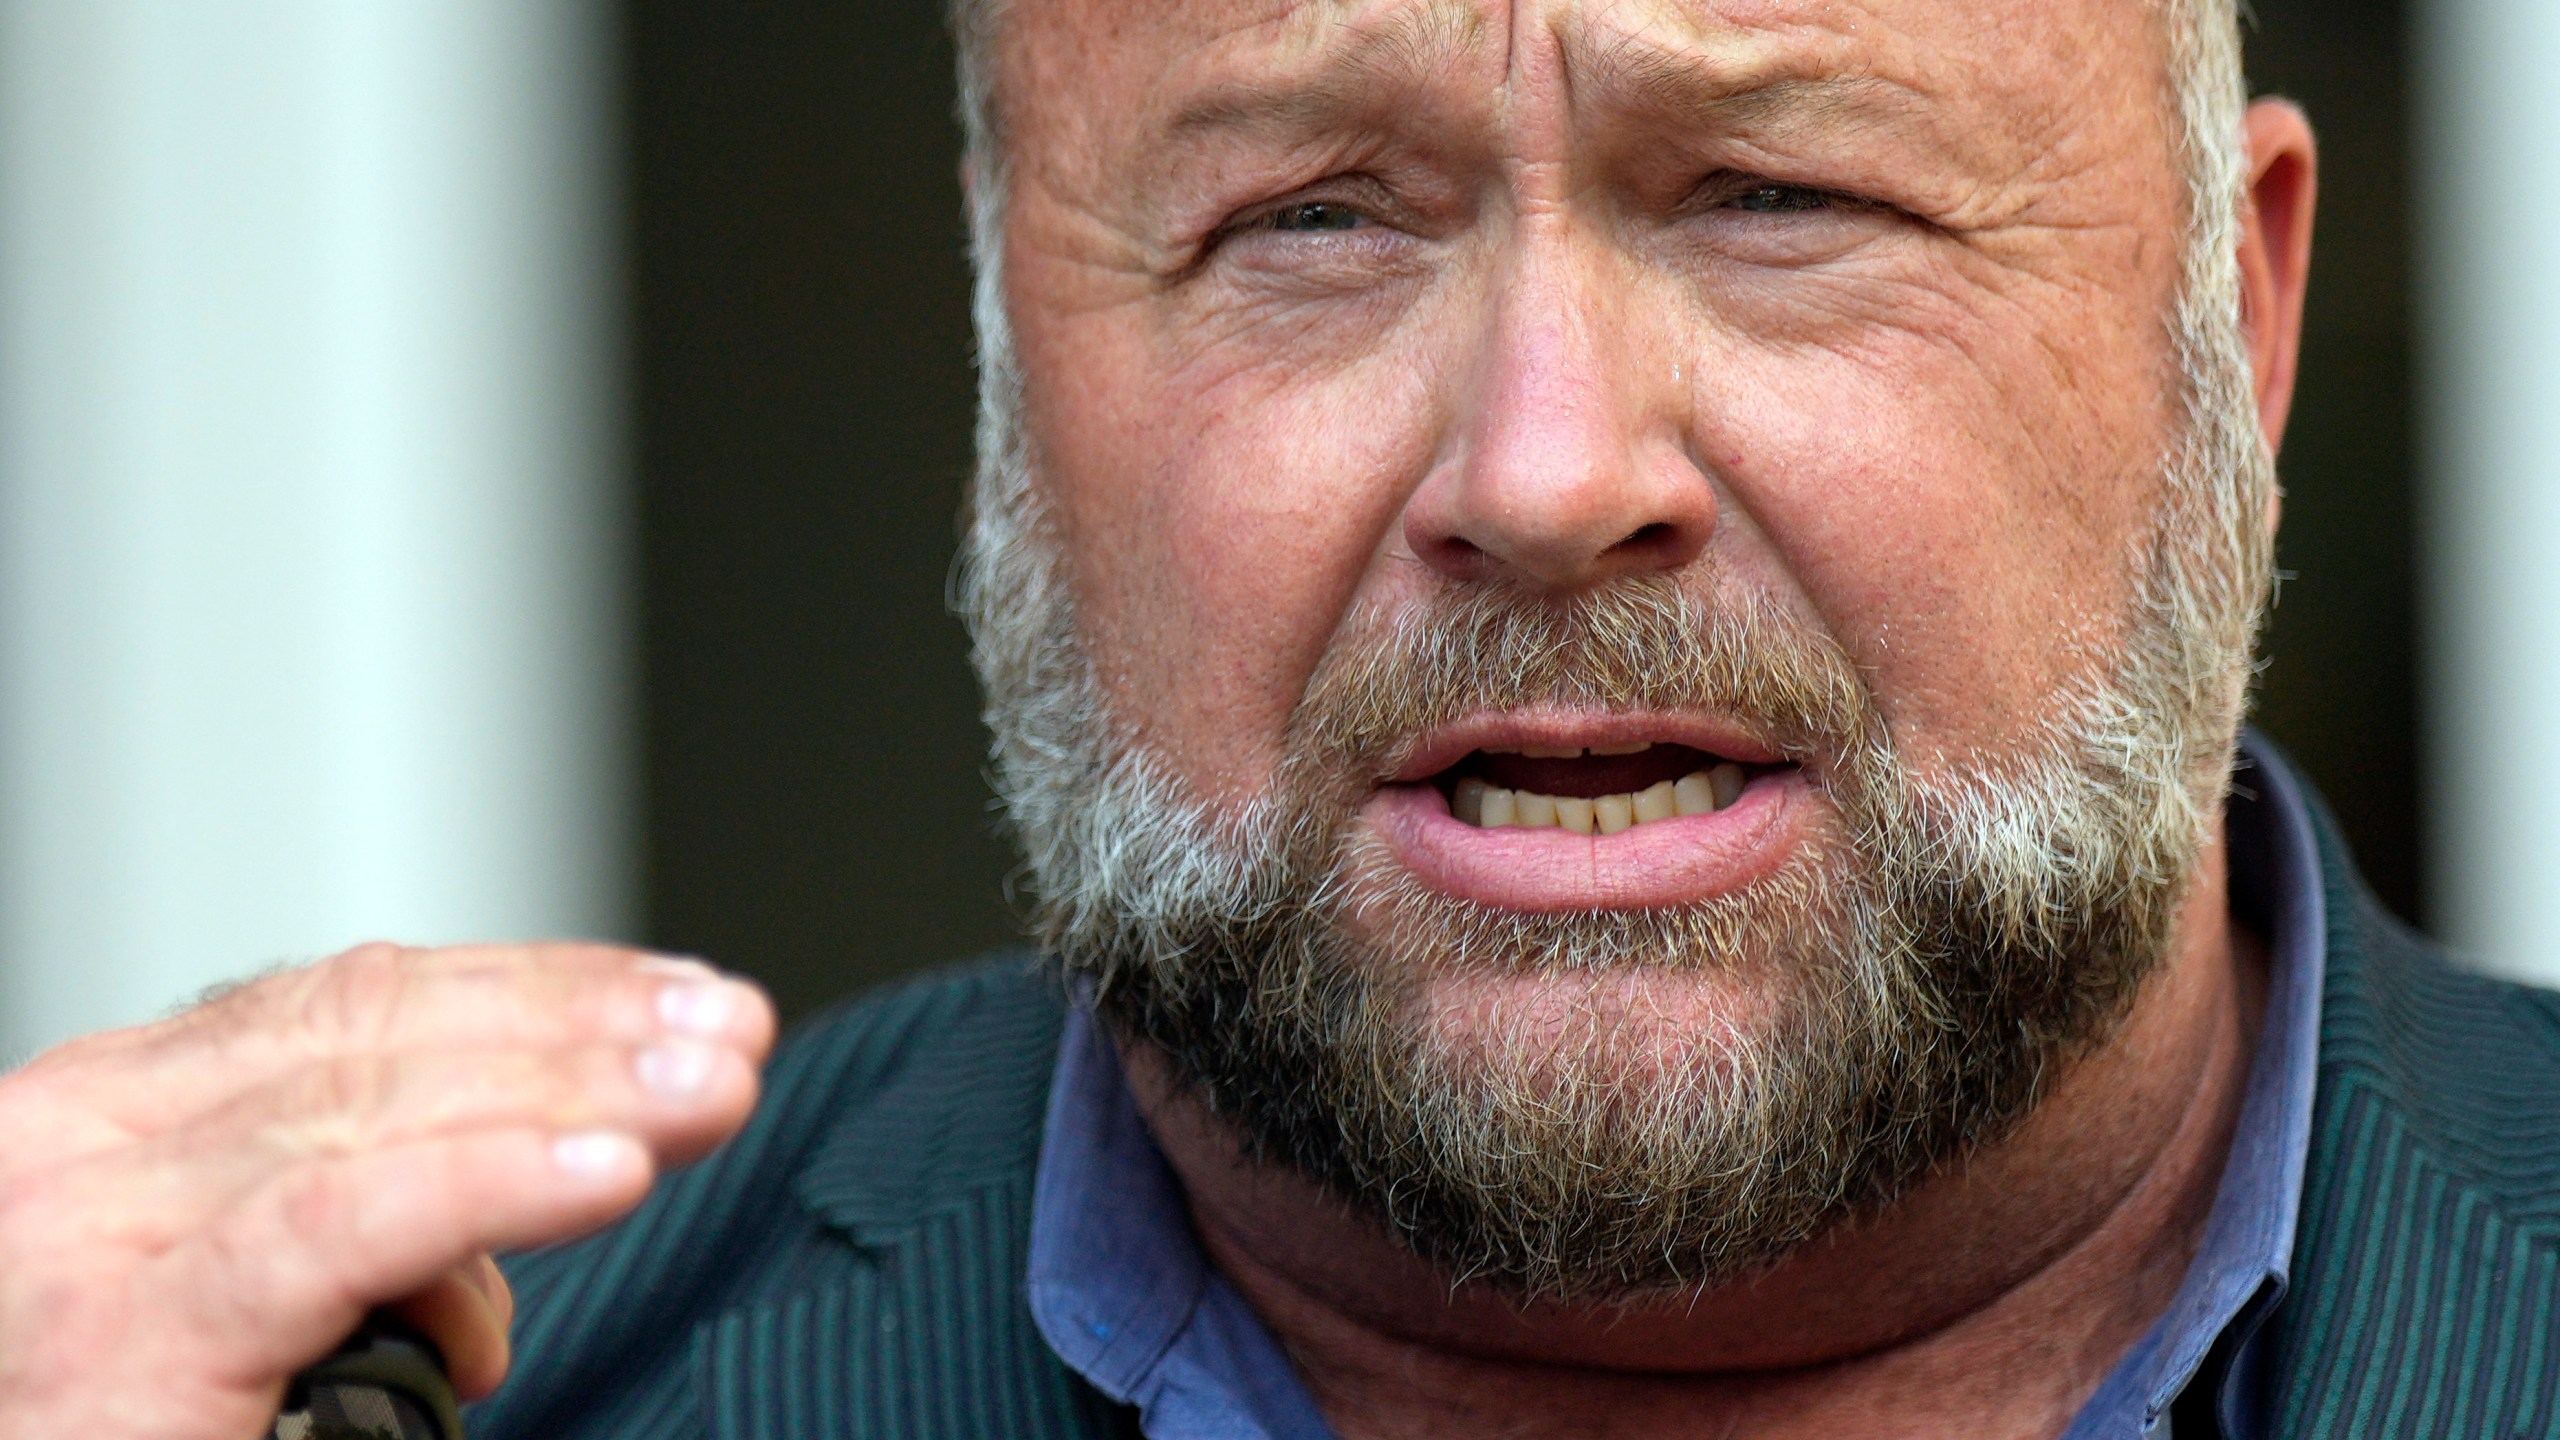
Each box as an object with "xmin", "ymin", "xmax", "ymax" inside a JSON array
[{"xmin": 1278, "ymin": 578, "xmax": 1887, "ymax": 793}]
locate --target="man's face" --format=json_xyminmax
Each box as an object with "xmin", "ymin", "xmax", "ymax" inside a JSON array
[
  {"xmin": 1003, "ymin": 0, "xmax": 2191, "ymax": 831},
  {"xmin": 970, "ymin": 0, "xmax": 2271, "ymax": 1296}
]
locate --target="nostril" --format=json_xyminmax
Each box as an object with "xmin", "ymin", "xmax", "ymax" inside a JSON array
[
  {"xmin": 1413, "ymin": 532, "xmax": 1490, "ymax": 578},
  {"xmin": 1610, "ymin": 522, "xmax": 1687, "ymax": 562}
]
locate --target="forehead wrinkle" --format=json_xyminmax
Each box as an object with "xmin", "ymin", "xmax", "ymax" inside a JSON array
[
  {"xmin": 1558, "ymin": 9, "xmax": 1928, "ymax": 142},
  {"xmin": 1164, "ymin": 0, "xmax": 1495, "ymax": 142}
]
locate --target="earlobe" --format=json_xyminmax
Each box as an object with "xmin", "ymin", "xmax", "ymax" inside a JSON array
[{"xmin": 2236, "ymin": 99, "xmax": 2319, "ymax": 455}]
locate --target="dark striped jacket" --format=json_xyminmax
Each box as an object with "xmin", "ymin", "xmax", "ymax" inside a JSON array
[{"xmin": 474, "ymin": 805, "xmax": 2560, "ymax": 1439}]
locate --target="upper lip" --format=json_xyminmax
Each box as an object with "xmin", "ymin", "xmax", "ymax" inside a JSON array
[{"xmin": 1385, "ymin": 708, "xmax": 1792, "ymax": 784}]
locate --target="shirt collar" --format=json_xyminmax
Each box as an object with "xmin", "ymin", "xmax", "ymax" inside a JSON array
[
  {"xmin": 1027, "ymin": 995, "xmax": 1337, "ymax": 1440},
  {"xmin": 2063, "ymin": 733, "xmax": 2327, "ymax": 1438}
]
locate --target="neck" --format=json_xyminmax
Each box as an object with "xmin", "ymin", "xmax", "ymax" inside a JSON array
[{"xmin": 1120, "ymin": 840, "xmax": 2267, "ymax": 1440}]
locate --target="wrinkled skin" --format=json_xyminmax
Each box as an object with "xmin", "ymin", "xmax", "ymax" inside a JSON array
[
  {"xmin": 1011, "ymin": 0, "xmax": 2215, "ymax": 807},
  {"xmin": 0, "ymin": 944, "xmax": 773, "ymax": 1439},
  {"xmin": 990, "ymin": 0, "xmax": 2316, "ymax": 1434}
]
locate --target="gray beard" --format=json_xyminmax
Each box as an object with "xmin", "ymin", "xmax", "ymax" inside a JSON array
[{"xmin": 957, "ymin": 284, "xmax": 2273, "ymax": 1306}]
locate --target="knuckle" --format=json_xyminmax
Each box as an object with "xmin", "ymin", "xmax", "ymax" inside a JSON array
[{"xmin": 298, "ymin": 944, "xmax": 422, "ymax": 1049}]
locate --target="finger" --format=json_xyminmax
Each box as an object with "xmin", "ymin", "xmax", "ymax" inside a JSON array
[
  {"xmin": 20, "ymin": 949, "xmax": 774, "ymax": 1141},
  {"xmin": 76, "ymin": 1039, "xmax": 758, "ymax": 1258},
  {"xmin": 243, "ymin": 1038, "xmax": 761, "ymax": 1169},
  {"xmin": 460, "ymin": 1251, "xmax": 515, "ymax": 1331},
  {"xmin": 173, "ymin": 1127, "xmax": 653, "ymax": 1390},
  {"xmin": 60, "ymin": 942, "xmax": 661, "ymax": 1063},
  {"xmin": 195, "ymin": 943, "xmax": 774, "ymax": 1067},
  {"xmin": 0, "ymin": 1028, "xmax": 761, "ymax": 1316},
  {"xmin": 389, "ymin": 1264, "xmax": 511, "ymax": 1401},
  {"xmin": 80, "ymin": 1034, "xmax": 757, "ymax": 1304}
]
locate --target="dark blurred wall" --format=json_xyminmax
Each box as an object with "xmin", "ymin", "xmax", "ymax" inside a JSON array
[
  {"xmin": 626, "ymin": 4, "xmax": 1012, "ymax": 1021},
  {"xmin": 2244, "ymin": 0, "xmax": 2422, "ymax": 925},
  {"xmin": 624, "ymin": 1, "xmax": 2423, "ymax": 1023}
]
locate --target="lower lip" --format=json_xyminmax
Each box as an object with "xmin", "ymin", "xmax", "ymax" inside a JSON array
[{"xmin": 1363, "ymin": 772, "xmax": 1807, "ymax": 913}]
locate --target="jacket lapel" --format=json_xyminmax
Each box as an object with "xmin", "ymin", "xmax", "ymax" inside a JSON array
[
  {"xmin": 2261, "ymin": 797, "xmax": 2560, "ymax": 1436},
  {"xmin": 692, "ymin": 963, "xmax": 1127, "ymax": 1440}
]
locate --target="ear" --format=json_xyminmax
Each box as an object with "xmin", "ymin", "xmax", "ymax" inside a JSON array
[{"xmin": 2235, "ymin": 99, "xmax": 2319, "ymax": 460}]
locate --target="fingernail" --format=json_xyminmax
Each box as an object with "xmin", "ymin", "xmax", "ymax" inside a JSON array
[
  {"xmin": 551, "ymin": 1130, "xmax": 643, "ymax": 1180},
  {"xmin": 636, "ymin": 1040, "xmax": 717, "ymax": 1099},
  {"xmin": 637, "ymin": 953, "xmax": 718, "ymax": 978},
  {"xmin": 658, "ymin": 979, "xmax": 737, "ymax": 1035}
]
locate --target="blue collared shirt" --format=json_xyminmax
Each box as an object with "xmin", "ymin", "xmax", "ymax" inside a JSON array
[{"xmin": 1027, "ymin": 737, "xmax": 2325, "ymax": 1440}]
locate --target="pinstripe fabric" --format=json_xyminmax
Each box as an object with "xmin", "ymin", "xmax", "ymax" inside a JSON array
[
  {"xmin": 473, "ymin": 957, "xmax": 1135, "ymax": 1440},
  {"xmin": 2255, "ymin": 796, "xmax": 2560, "ymax": 1438},
  {"xmin": 472, "ymin": 794, "xmax": 2560, "ymax": 1439}
]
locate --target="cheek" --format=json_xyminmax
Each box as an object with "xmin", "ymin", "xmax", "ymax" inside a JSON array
[
  {"xmin": 1024, "ymin": 306, "xmax": 1449, "ymax": 800},
  {"xmin": 1699, "ymin": 299, "xmax": 2170, "ymax": 754}
]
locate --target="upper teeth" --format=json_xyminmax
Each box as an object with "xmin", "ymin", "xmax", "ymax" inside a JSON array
[{"xmin": 1453, "ymin": 764, "xmax": 1749, "ymax": 833}]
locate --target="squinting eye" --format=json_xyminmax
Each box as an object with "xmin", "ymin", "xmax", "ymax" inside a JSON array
[
  {"xmin": 1264, "ymin": 201, "xmax": 1370, "ymax": 233},
  {"xmin": 1728, "ymin": 185, "xmax": 1834, "ymax": 214}
]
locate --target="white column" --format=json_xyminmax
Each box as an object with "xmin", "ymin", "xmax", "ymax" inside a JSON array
[
  {"xmin": 2417, "ymin": 0, "xmax": 2560, "ymax": 984},
  {"xmin": 0, "ymin": 1, "xmax": 632, "ymax": 1059}
]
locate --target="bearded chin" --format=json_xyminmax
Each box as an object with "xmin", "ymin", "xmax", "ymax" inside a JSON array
[
  {"xmin": 1088, "ymin": 843, "xmax": 2162, "ymax": 1300},
  {"xmin": 957, "ymin": 331, "xmax": 2271, "ymax": 1307},
  {"xmin": 963, "ymin": 559, "xmax": 2225, "ymax": 1303}
]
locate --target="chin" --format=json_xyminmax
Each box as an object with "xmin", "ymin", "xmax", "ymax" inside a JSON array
[{"xmin": 1389, "ymin": 946, "xmax": 1795, "ymax": 1071}]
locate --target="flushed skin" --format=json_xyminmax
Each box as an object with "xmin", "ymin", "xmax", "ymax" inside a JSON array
[
  {"xmin": 992, "ymin": 0, "xmax": 2315, "ymax": 1434},
  {"xmin": 0, "ymin": 3, "xmax": 2316, "ymax": 1440}
]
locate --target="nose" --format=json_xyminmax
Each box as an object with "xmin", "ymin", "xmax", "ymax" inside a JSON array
[{"xmin": 1402, "ymin": 241, "xmax": 1715, "ymax": 591}]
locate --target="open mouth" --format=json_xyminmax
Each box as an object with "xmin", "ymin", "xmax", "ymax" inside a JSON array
[{"xmin": 1430, "ymin": 743, "xmax": 1790, "ymax": 835}]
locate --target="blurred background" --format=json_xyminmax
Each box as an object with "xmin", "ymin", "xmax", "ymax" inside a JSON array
[{"xmin": 0, "ymin": 0, "xmax": 2545, "ymax": 1053}]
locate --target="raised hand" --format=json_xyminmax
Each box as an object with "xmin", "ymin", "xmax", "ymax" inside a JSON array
[{"xmin": 0, "ymin": 942, "xmax": 774, "ymax": 1440}]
